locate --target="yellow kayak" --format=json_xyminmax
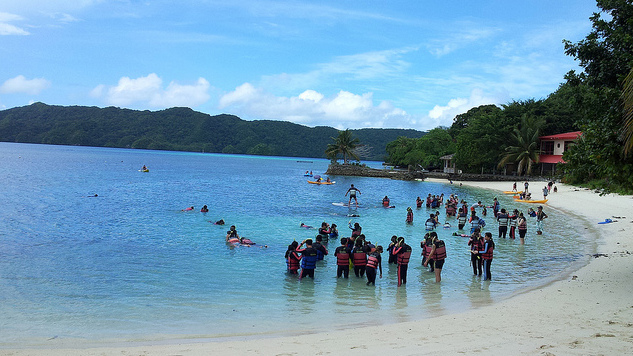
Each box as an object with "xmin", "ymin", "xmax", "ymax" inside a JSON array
[
  {"xmin": 503, "ymin": 191, "xmax": 519, "ymax": 194},
  {"xmin": 308, "ymin": 180, "xmax": 335, "ymax": 185},
  {"xmin": 513, "ymin": 198, "xmax": 548, "ymax": 204}
]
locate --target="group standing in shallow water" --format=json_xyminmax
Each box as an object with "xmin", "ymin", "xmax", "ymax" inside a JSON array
[{"xmin": 281, "ymin": 181, "xmax": 553, "ymax": 286}]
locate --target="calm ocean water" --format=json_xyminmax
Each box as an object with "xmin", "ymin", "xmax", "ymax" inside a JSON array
[{"xmin": 0, "ymin": 142, "xmax": 593, "ymax": 346}]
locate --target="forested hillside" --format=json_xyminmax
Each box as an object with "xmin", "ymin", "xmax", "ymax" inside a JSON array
[{"xmin": 0, "ymin": 103, "xmax": 424, "ymax": 161}]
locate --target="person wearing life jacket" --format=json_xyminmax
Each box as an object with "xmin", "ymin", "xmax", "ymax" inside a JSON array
[
  {"xmin": 365, "ymin": 245, "xmax": 383, "ymax": 286},
  {"xmin": 296, "ymin": 239, "xmax": 318, "ymax": 280},
  {"xmin": 317, "ymin": 222, "xmax": 330, "ymax": 242},
  {"xmin": 517, "ymin": 212, "xmax": 528, "ymax": 244},
  {"xmin": 468, "ymin": 228, "xmax": 483, "ymax": 276},
  {"xmin": 352, "ymin": 238, "xmax": 368, "ymax": 277},
  {"xmin": 387, "ymin": 235, "xmax": 398, "ymax": 264},
  {"xmin": 426, "ymin": 194, "xmax": 432, "ymax": 208},
  {"xmin": 496, "ymin": 208, "xmax": 510, "ymax": 238},
  {"xmin": 425, "ymin": 214, "xmax": 437, "ymax": 231},
  {"xmin": 285, "ymin": 241, "xmax": 301, "ymax": 274},
  {"xmin": 329, "ymin": 223, "xmax": 338, "ymax": 239},
  {"xmin": 535, "ymin": 205, "xmax": 548, "ymax": 235},
  {"xmin": 200, "ymin": 205, "xmax": 209, "ymax": 213},
  {"xmin": 334, "ymin": 238, "xmax": 352, "ymax": 278},
  {"xmin": 406, "ymin": 207, "xmax": 413, "ymax": 224},
  {"xmin": 424, "ymin": 232, "xmax": 446, "ymax": 283},
  {"xmin": 345, "ymin": 184, "xmax": 361, "ymax": 207},
  {"xmin": 469, "ymin": 211, "xmax": 480, "ymax": 234},
  {"xmin": 313, "ymin": 235, "xmax": 329, "ymax": 260},
  {"xmin": 382, "ymin": 196, "xmax": 390, "ymax": 207},
  {"xmin": 416, "ymin": 196, "xmax": 423, "ymax": 208},
  {"xmin": 508, "ymin": 209, "xmax": 519, "ymax": 239},
  {"xmin": 349, "ymin": 221, "xmax": 362, "ymax": 238},
  {"xmin": 457, "ymin": 210, "xmax": 468, "ymax": 230},
  {"xmin": 226, "ymin": 225, "xmax": 240, "ymax": 244},
  {"xmin": 420, "ymin": 233, "xmax": 432, "ymax": 271},
  {"xmin": 392, "ymin": 236, "xmax": 412, "ymax": 287},
  {"xmin": 474, "ymin": 232, "xmax": 495, "ymax": 281},
  {"xmin": 492, "ymin": 197, "xmax": 500, "ymax": 217},
  {"xmin": 445, "ymin": 202, "xmax": 456, "ymax": 217}
]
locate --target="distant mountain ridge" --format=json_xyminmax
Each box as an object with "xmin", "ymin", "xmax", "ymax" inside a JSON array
[{"xmin": 0, "ymin": 102, "xmax": 425, "ymax": 161}]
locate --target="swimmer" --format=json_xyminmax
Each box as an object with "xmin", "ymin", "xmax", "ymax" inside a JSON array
[
  {"xmin": 214, "ymin": 219, "xmax": 225, "ymax": 225},
  {"xmin": 200, "ymin": 205, "xmax": 209, "ymax": 213},
  {"xmin": 226, "ymin": 225, "xmax": 240, "ymax": 242},
  {"xmin": 300, "ymin": 222, "xmax": 314, "ymax": 229},
  {"xmin": 182, "ymin": 206, "xmax": 194, "ymax": 211}
]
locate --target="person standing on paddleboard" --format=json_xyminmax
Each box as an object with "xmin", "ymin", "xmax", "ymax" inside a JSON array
[{"xmin": 345, "ymin": 184, "xmax": 361, "ymax": 207}]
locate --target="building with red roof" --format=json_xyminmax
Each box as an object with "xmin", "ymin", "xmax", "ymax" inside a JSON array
[{"xmin": 538, "ymin": 131, "xmax": 582, "ymax": 173}]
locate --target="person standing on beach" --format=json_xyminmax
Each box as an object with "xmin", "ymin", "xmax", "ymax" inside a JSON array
[
  {"xmin": 468, "ymin": 228, "xmax": 483, "ymax": 276},
  {"xmin": 345, "ymin": 184, "xmax": 361, "ymax": 207},
  {"xmin": 543, "ymin": 186, "xmax": 549, "ymax": 200},
  {"xmin": 392, "ymin": 236, "xmax": 412, "ymax": 286},
  {"xmin": 334, "ymin": 238, "xmax": 352, "ymax": 278},
  {"xmin": 475, "ymin": 232, "xmax": 495, "ymax": 281},
  {"xmin": 524, "ymin": 180, "xmax": 529, "ymax": 194},
  {"xmin": 365, "ymin": 245, "xmax": 383, "ymax": 286},
  {"xmin": 536, "ymin": 206, "xmax": 548, "ymax": 235},
  {"xmin": 296, "ymin": 239, "xmax": 318, "ymax": 280},
  {"xmin": 424, "ymin": 232, "xmax": 446, "ymax": 283},
  {"xmin": 518, "ymin": 212, "xmax": 528, "ymax": 244}
]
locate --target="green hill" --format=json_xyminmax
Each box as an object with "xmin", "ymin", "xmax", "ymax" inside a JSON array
[{"xmin": 0, "ymin": 102, "xmax": 425, "ymax": 161}]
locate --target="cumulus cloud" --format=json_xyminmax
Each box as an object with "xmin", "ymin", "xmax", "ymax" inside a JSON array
[
  {"xmin": 219, "ymin": 83, "xmax": 411, "ymax": 129},
  {"xmin": 427, "ymin": 88, "xmax": 501, "ymax": 127},
  {"xmin": 0, "ymin": 12, "xmax": 29, "ymax": 35},
  {"xmin": 92, "ymin": 74, "xmax": 211, "ymax": 108},
  {"xmin": 0, "ymin": 75, "xmax": 50, "ymax": 94}
]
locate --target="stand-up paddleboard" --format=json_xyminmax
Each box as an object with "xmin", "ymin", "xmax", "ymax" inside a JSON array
[{"xmin": 332, "ymin": 202, "xmax": 360, "ymax": 207}]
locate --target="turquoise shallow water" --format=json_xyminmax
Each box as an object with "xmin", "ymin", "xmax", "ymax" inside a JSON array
[{"xmin": 0, "ymin": 143, "xmax": 593, "ymax": 346}]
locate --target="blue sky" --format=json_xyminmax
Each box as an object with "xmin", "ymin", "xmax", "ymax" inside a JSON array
[{"xmin": 0, "ymin": 0, "xmax": 598, "ymax": 131}]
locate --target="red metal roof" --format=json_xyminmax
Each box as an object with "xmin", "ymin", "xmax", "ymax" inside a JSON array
[
  {"xmin": 539, "ymin": 154, "xmax": 565, "ymax": 164},
  {"xmin": 539, "ymin": 131, "xmax": 582, "ymax": 141}
]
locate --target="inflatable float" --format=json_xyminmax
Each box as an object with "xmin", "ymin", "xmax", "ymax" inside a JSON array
[{"xmin": 308, "ymin": 180, "xmax": 335, "ymax": 185}]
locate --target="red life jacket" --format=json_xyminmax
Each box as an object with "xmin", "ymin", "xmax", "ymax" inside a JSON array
[
  {"xmin": 406, "ymin": 211, "xmax": 413, "ymax": 223},
  {"xmin": 367, "ymin": 254, "xmax": 379, "ymax": 269},
  {"xmin": 431, "ymin": 240, "xmax": 447, "ymax": 260},
  {"xmin": 481, "ymin": 241, "xmax": 494, "ymax": 260},
  {"xmin": 287, "ymin": 252, "xmax": 301, "ymax": 270},
  {"xmin": 336, "ymin": 247, "xmax": 351, "ymax": 266},
  {"xmin": 395, "ymin": 244, "xmax": 412, "ymax": 265},
  {"xmin": 352, "ymin": 248, "xmax": 367, "ymax": 266},
  {"xmin": 422, "ymin": 240, "xmax": 433, "ymax": 258}
]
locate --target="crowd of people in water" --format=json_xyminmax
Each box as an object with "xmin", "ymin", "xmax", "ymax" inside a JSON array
[{"xmin": 284, "ymin": 181, "xmax": 554, "ymax": 285}]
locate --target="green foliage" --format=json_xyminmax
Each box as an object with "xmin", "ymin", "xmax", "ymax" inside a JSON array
[
  {"xmin": 0, "ymin": 103, "xmax": 424, "ymax": 161},
  {"xmin": 497, "ymin": 115, "xmax": 544, "ymax": 175},
  {"xmin": 325, "ymin": 129, "xmax": 361, "ymax": 164},
  {"xmin": 385, "ymin": 128, "xmax": 454, "ymax": 169},
  {"xmin": 560, "ymin": 0, "xmax": 633, "ymax": 193}
]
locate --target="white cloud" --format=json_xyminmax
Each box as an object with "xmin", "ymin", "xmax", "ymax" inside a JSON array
[
  {"xmin": 219, "ymin": 84, "xmax": 411, "ymax": 129},
  {"xmin": 0, "ymin": 75, "xmax": 50, "ymax": 94},
  {"xmin": 0, "ymin": 12, "xmax": 29, "ymax": 35},
  {"xmin": 427, "ymin": 88, "xmax": 501, "ymax": 126},
  {"xmin": 92, "ymin": 74, "xmax": 211, "ymax": 108}
]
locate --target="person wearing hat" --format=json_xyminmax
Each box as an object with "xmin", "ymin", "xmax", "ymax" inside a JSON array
[{"xmin": 536, "ymin": 206, "xmax": 548, "ymax": 235}]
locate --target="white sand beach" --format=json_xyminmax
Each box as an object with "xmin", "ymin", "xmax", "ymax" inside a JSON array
[{"xmin": 3, "ymin": 180, "xmax": 633, "ymax": 355}]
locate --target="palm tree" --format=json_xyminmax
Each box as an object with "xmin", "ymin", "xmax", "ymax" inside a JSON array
[
  {"xmin": 622, "ymin": 67, "xmax": 633, "ymax": 155},
  {"xmin": 325, "ymin": 129, "xmax": 360, "ymax": 164},
  {"xmin": 498, "ymin": 115, "xmax": 543, "ymax": 176}
]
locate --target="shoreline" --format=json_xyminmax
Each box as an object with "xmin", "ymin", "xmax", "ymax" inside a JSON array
[{"xmin": 3, "ymin": 179, "xmax": 633, "ymax": 355}]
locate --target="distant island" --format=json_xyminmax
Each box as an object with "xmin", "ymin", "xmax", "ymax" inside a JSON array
[{"xmin": 0, "ymin": 102, "xmax": 425, "ymax": 161}]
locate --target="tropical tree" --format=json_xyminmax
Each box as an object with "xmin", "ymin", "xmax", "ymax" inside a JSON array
[
  {"xmin": 622, "ymin": 67, "xmax": 633, "ymax": 155},
  {"xmin": 325, "ymin": 129, "xmax": 360, "ymax": 164},
  {"xmin": 497, "ymin": 115, "xmax": 543, "ymax": 176}
]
